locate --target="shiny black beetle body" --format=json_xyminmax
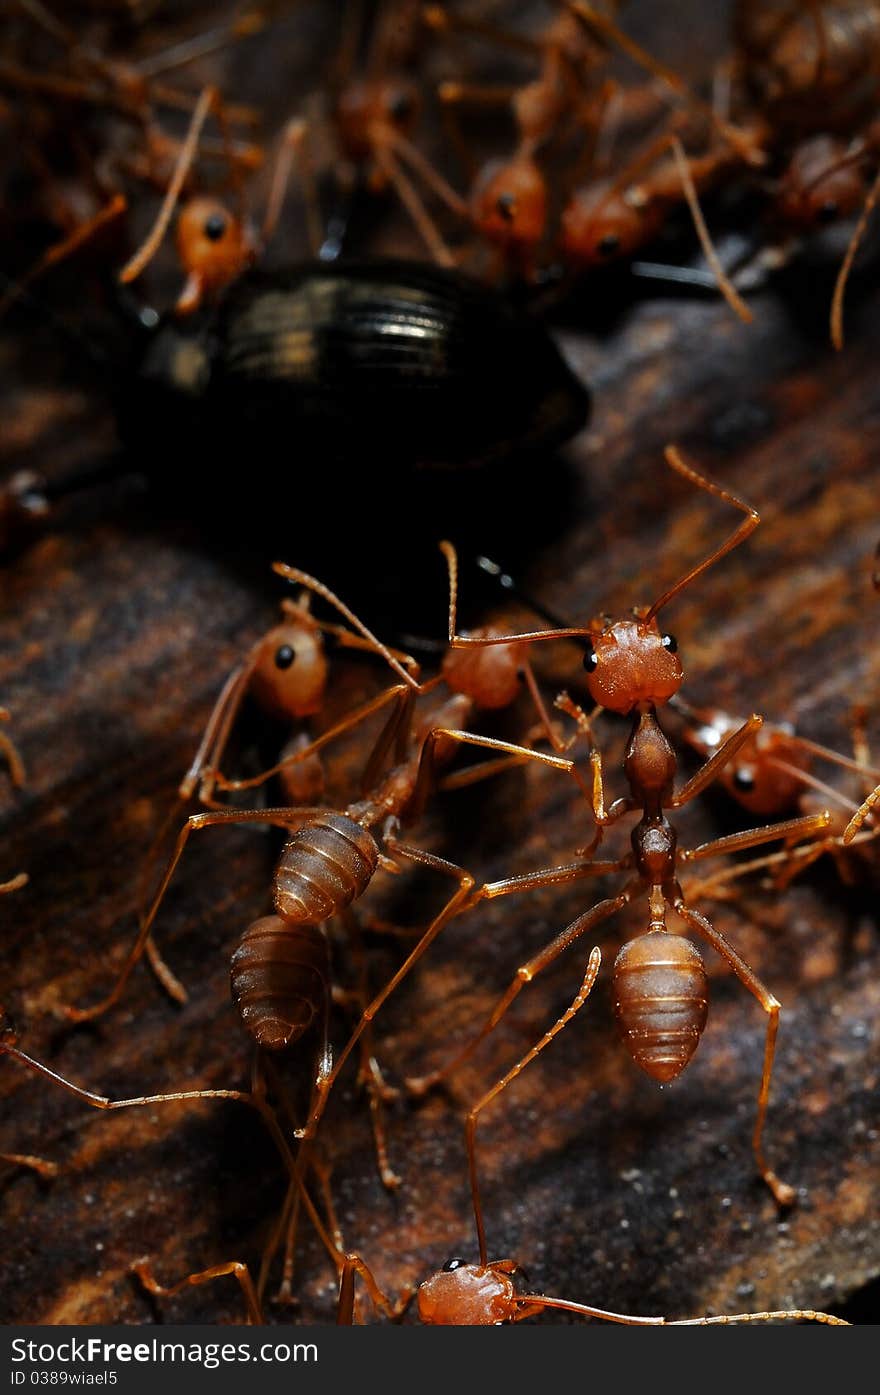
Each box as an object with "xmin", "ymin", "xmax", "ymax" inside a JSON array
[{"xmin": 118, "ymin": 259, "xmax": 590, "ymax": 473}]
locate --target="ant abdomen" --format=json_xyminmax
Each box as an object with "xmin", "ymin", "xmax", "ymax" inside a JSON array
[
  {"xmin": 613, "ymin": 932, "xmax": 709, "ymax": 1083},
  {"xmin": 230, "ymin": 916, "xmax": 330, "ymax": 1051},
  {"xmin": 273, "ymin": 814, "xmax": 379, "ymax": 925}
]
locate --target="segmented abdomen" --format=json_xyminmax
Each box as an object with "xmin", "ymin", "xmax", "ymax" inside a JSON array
[
  {"xmin": 273, "ymin": 813, "xmax": 378, "ymax": 924},
  {"xmin": 613, "ymin": 932, "xmax": 709, "ymax": 1083},
  {"xmin": 230, "ymin": 916, "xmax": 330, "ymax": 1051}
]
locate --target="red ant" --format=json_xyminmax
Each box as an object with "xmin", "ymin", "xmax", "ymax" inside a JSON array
[
  {"xmin": 416, "ymin": 1, "xmax": 759, "ymax": 295},
  {"xmin": 404, "ymin": 446, "xmax": 830, "ymax": 1207},
  {"xmin": 0, "ymin": 15, "xmax": 264, "ymax": 320},
  {"xmin": 55, "ymin": 561, "xmax": 571, "ymax": 1195},
  {"xmin": 672, "ymin": 697, "xmax": 880, "ymax": 897},
  {"xmin": 421, "ymin": 0, "xmax": 611, "ymax": 277},
  {"xmin": 334, "ymin": 956, "xmax": 847, "ymax": 1324},
  {"xmin": 730, "ymin": 1, "xmax": 880, "ymax": 344}
]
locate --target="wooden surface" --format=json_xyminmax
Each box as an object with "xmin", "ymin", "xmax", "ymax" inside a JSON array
[{"xmin": 1, "ymin": 1, "xmax": 879, "ymax": 1326}]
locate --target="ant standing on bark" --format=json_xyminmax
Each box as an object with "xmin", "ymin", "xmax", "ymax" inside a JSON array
[{"xmin": 405, "ymin": 446, "xmax": 830, "ymax": 1208}]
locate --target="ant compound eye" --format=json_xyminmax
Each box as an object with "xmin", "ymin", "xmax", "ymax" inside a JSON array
[
  {"xmin": 496, "ymin": 192, "xmax": 516, "ymax": 222},
  {"xmin": 274, "ymin": 644, "xmax": 296, "ymax": 669},
  {"xmin": 661, "ymin": 633, "xmax": 678, "ymax": 653},
  {"xmin": 583, "ymin": 644, "xmax": 599, "ymax": 672},
  {"xmin": 204, "ymin": 212, "xmax": 228, "ymax": 241},
  {"xmin": 442, "ymin": 1258, "xmax": 466, "ymax": 1273},
  {"xmin": 597, "ymin": 232, "xmax": 620, "ymax": 257},
  {"xmin": 733, "ymin": 768, "xmax": 755, "ymax": 793},
  {"xmin": 817, "ymin": 199, "xmax": 839, "ymax": 225}
]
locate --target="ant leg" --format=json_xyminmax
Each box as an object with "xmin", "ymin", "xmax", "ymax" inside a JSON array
[
  {"xmin": 66, "ymin": 805, "xmax": 329, "ymax": 1023},
  {"xmin": 257, "ymin": 1175, "xmax": 297, "ymax": 1306},
  {"xmin": 423, "ymin": 6, "xmax": 541, "ymax": 58},
  {"xmin": 132, "ymin": 1257, "xmax": 263, "ymax": 1325},
  {"xmin": 666, "ymin": 137, "xmax": 752, "ymax": 323},
  {"xmin": 262, "ymin": 118, "xmax": 322, "ymax": 257},
  {"xmin": 407, "ymin": 885, "xmax": 634, "ymax": 1096},
  {"xmin": 0, "ymin": 872, "xmax": 28, "ymax": 895},
  {"xmin": 371, "ymin": 140, "xmax": 457, "ymax": 267},
  {"xmin": 437, "ymin": 80, "xmax": 512, "ymax": 183},
  {"xmin": 0, "ymin": 194, "xmax": 127, "ymax": 320},
  {"xmin": 179, "ymin": 662, "xmax": 255, "ymax": 801},
  {"xmin": 0, "ymin": 1151, "xmax": 59, "ymax": 1179},
  {"xmin": 519, "ymin": 659, "xmax": 570, "ymax": 754},
  {"xmin": 0, "ymin": 710, "xmax": 25, "ymax": 787},
  {"xmin": 294, "ymin": 845, "xmax": 480, "ymax": 1141},
  {"xmin": 671, "ymin": 714, "xmax": 763, "ymax": 806},
  {"xmin": 260, "ymin": 1151, "xmax": 347, "ymax": 1310},
  {"xmin": 681, "ymin": 810, "xmax": 832, "ymax": 863},
  {"xmin": 404, "ymin": 726, "xmax": 574, "ymax": 825},
  {"xmin": 133, "ymin": 665, "xmax": 257, "ymax": 1005},
  {"xmin": 439, "ymin": 752, "xmax": 543, "ymax": 793},
  {"xmin": 776, "ymin": 729, "xmax": 880, "ymax": 786},
  {"xmin": 336, "ymin": 1253, "xmax": 415, "ymax": 1325},
  {"xmin": 831, "ymin": 163, "xmax": 880, "ymax": 349},
  {"xmin": 565, "ymin": 2, "xmax": 762, "ymax": 163},
  {"xmin": 211, "ymin": 685, "xmax": 413, "ymax": 795},
  {"xmin": 685, "ymin": 841, "xmax": 826, "ymax": 902},
  {"xmin": 308, "ymin": 1146, "xmax": 346, "ymax": 1255},
  {"xmin": 673, "ymin": 898, "xmax": 795, "ymax": 1207},
  {"xmin": 466, "ymin": 947, "xmax": 602, "ymax": 1263},
  {"xmin": 849, "ymin": 705, "xmax": 872, "ymax": 785},
  {"xmin": 341, "ymin": 909, "xmax": 402, "ymax": 1191},
  {"xmin": 385, "ymin": 128, "xmax": 469, "ymax": 221}
]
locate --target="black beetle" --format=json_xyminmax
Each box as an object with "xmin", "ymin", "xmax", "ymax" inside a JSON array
[
  {"xmin": 116, "ymin": 258, "xmax": 590, "ymax": 472},
  {"xmin": 2, "ymin": 258, "xmax": 589, "ymax": 577}
]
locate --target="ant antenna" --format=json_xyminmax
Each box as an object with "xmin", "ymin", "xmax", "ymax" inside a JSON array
[
  {"xmin": 643, "ymin": 446, "xmax": 759, "ymax": 622},
  {"xmin": 476, "ymin": 556, "xmax": 587, "ymax": 641},
  {"xmin": 831, "ymin": 162, "xmax": 880, "ymax": 350},
  {"xmin": 119, "ymin": 85, "xmax": 218, "ymax": 285},
  {"xmin": 272, "ymin": 562, "xmax": 421, "ymax": 690}
]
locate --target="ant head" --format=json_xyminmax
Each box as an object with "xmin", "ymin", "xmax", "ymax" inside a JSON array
[
  {"xmin": 249, "ymin": 599, "xmax": 328, "ymax": 721},
  {"xmin": 335, "ymin": 78, "xmax": 420, "ymax": 160},
  {"xmin": 775, "ymin": 137, "xmax": 866, "ymax": 231},
  {"xmin": 441, "ymin": 627, "xmax": 522, "ymax": 710},
  {"xmin": 582, "ymin": 447, "xmax": 758, "ymax": 715},
  {"xmin": 583, "ymin": 616, "xmax": 682, "ymax": 715},
  {"xmin": 560, "ymin": 184, "xmax": 656, "ymax": 266},
  {"xmin": 471, "ymin": 158, "xmax": 547, "ymax": 251},
  {"xmin": 174, "ymin": 197, "xmax": 256, "ymax": 311},
  {"xmin": 679, "ymin": 705, "xmax": 808, "ymax": 816},
  {"xmin": 417, "ymin": 1260, "xmax": 515, "ymax": 1325}
]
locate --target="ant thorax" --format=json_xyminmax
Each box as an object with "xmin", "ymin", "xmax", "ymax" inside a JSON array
[{"xmin": 624, "ymin": 709, "xmax": 678, "ymax": 807}]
